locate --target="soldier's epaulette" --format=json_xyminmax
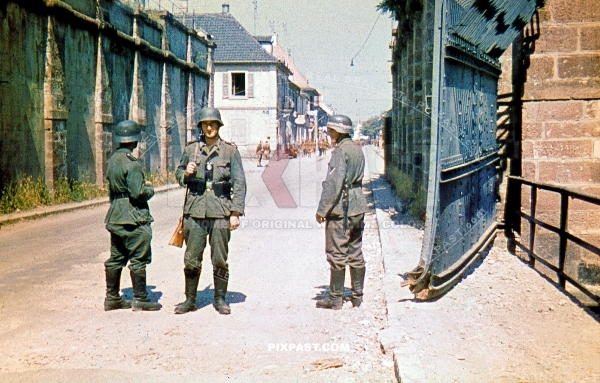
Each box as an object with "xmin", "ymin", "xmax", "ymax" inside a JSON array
[
  {"xmin": 221, "ymin": 139, "xmax": 237, "ymax": 148},
  {"xmin": 186, "ymin": 140, "xmax": 206, "ymax": 149},
  {"xmin": 126, "ymin": 153, "xmax": 138, "ymax": 161}
]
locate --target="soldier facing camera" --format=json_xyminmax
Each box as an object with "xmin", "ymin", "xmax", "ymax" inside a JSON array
[{"xmin": 174, "ymin": 107, "xmax": 247, "ymax": 315}]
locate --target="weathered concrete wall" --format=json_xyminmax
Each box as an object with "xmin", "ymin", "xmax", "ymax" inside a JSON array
[
  {"xmin": 0, "ymin": 3, "xmax": 46, "ymax": 190},
  {"xmin": 0, "ymin": 0, "xmax": 212, "ymax": 191}
]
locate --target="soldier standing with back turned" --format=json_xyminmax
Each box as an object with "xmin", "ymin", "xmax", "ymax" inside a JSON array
[
  {"xmin": 103, "ymin": 120, "xmax": 162, "ymax": 312},
  {"xmin": 315, "ymin": 115, "xmax": 368, "ymax": 310},
  {"xmin": 174, "ymin": 107, "xmax": 247, "ymax": 315}
]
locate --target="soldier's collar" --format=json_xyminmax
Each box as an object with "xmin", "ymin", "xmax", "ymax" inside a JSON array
[
  {"xmin": 200, "ymin": 138, "xmax": 221, "ymax": 154},
  {"xmin": 336, "ymin": 137, "xmax": 351, "ymax": 146},
  {"xmin": 117, "ymin": 147, "xmax": 135, "ymax": 155},
  {"xmin": 116, "ymin": 147, "xmax": 138, "ymax": 160}
]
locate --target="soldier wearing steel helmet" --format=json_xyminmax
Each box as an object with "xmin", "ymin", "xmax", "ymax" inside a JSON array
[
  {"xmin": 174, "ymin": 107, "xmax": 247, "ymax": 315},
  {"xmin": 103, "ymin": 120, "xmax": 162, "ymax": 312},
  {"xmin": 315, "ymin": 114, "xmax": 368, "ymax": 310}
]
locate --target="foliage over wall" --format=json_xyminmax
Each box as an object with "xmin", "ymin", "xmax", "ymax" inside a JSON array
[{"xmin": 386, "ymin": 164, "xmax": 426, "ymax": 221}]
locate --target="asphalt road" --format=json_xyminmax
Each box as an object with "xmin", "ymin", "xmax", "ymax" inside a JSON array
[{"xmin": 0, "ymin": 151, "xmax": 396, "ymax": 383}]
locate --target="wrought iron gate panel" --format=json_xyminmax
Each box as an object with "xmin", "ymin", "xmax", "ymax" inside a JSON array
[{"xmin": 404, "ymin": 0, "xmax": 543, "ymax": 299}]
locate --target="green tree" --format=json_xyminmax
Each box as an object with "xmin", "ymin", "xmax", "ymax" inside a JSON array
[
  {"xmin": 377, "ymin": 0, "xmax": 423, "ymax": 14},
  {"xmin": 360, "ymin": 116, "xmax": 382, "ymax": 139}
]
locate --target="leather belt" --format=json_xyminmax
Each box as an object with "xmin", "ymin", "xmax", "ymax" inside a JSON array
[
  {"xmin": 188, "ymin": 181, "xmax": 206, "ymax": 193},
  {"xmin": 188, "ymin": 180, "xmax": 231, "ymax": 198}
]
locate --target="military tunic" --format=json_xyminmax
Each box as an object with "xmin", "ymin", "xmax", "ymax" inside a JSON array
[
  {"xmin": 317, "ymin": 137, "xmax": 368, "ymax": 270},
  {"xmin": 175, "ymin": 138, "xmax": 247, "ymax": 275},
  {"xmin": 104, "ymin": 148, "xmax": 155, "ymax": 273}
]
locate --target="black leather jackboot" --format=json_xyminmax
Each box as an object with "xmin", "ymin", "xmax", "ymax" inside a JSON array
[
  {"xmin": 130, "ymin": 270, "xmax": 162, "ymax": 311},
  {"xmin": 350, "ymin": 266, "xmax": 366, "ymax": 308},
  {"xmin": 174, "ymin": 269, "xmax": 200, "ymax": 314},
  {"xmin": 316, "ymin": 268, "xmax": 345, "ymax": 310},
  {"xmin": 213, "ymin": 268, "xmax": 231, "ymax": 315},
  {"xmin": 104, "ymin": 268, "xmax": 131, "ymax": 311}
]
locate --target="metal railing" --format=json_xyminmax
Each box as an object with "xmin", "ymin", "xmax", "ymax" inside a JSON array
[{"xmin": 507, "ymin": 176, "xmax": 600, "ymax": 305}]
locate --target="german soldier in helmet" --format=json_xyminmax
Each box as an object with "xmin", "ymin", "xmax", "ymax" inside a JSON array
[
  {"xmin": 104, "ymin": 120, "xmax": 162, "ymax": 311},
  {"xmin": 174, "ymin": 107, "xmax": 247, "ymax": 315},
  {"xmin": 315, "ymin": 114, "xmax": 368, "ymax": 310}
]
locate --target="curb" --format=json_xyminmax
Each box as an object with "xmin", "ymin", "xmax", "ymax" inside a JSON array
[
  {"xmin": 362, "ymin": 147, "xmax": 402, "ymax": 383},
  {"xmin": 0, "ymin": 184, "xmax": 182, "ymax": 226}
]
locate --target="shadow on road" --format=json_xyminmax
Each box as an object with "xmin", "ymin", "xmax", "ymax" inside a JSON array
[
  {"xmin": 195, "ymin": 286, "xmax": 246, "ymax": 309},
  {"xmin": 121, "ymin": 286, "xmax": 163, "ymax": 303},
  {"xmin": 312, "ymin": 285, "xmax": 359, "ymax": 302}
]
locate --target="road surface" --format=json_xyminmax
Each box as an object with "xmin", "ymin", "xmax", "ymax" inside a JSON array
[{"xmin": 0, "ymin": 151, "xmax": 396, "ymax": 383}]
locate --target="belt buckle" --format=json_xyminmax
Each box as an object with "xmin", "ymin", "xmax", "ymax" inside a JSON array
[{"xmin": 206, "ymin": 181, "xmax": 213, "ymax": 191}]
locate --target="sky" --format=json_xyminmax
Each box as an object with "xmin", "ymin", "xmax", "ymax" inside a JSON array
[{"xmin": 148, "ymin": 0, "xmax": 394, "ymax": 124}]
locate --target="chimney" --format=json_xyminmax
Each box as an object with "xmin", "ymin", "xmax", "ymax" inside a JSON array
[{"xmin": 222, "ymin": 3, "xmax": 230, "ymax": 14}]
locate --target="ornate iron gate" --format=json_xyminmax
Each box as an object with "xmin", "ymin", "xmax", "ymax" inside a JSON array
[{"xmin": 402, "ymin": 0, "xmax": 544, "ymax": 299}]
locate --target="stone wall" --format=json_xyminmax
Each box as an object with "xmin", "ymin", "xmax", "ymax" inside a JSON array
[
  {"xmin": 504, "ymin": 0, "xmax": 600, "ymax": 289},
  {"xmin": 522, "ymin": 0, "xmax": 600, "ymax": 189},
  {"xmin": 0, "ymin": 0, "xmax": 213, "ymax": 191}
]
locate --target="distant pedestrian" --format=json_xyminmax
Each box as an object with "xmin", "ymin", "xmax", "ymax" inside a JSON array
[
  {"xmin": 262, "ymin": 139, "xmax": 271, "ymax": 161},
  {"xmin": 256, "ymin": 140, "xmax": 264, "ymax": 167},
  {"xmin": 174, "ymin": 107, "xmax": 247, "ymax": 315},
  {"xmin": 103, "ymin": 120, "xmax": 162, "ymax": 312},
  {"xmin": 315, "ymin": 115, "xmax": 368, "ymax": 310}
]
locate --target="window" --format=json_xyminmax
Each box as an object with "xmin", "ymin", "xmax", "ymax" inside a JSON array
[
  {"xmin": 231, "ymin": 72, "xmax": 246, "ymax": 97},
  {"xmin": 222, "ymin": 72, "xmax": 253, "ymax": 99}
]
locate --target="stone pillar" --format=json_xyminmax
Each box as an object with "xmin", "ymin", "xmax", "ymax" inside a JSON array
[
  {"xmin": 43, "ymin": 16, "xmax": 68, "ymax": 194},
  {"xmin": 207, "ymin": 45, "xmax": 215, "ymax": 108},
  {"xmin": 129, "ymin": 53, "xmax": 147, "ymax": 160},
  {"xmin": 129, "ymin": 17, "xmax": 146, "ymax": 160},
  {"xmin": 94, "ymin": 35, "xmax": 113, "ymax": 187},
  {"xmin": 160, "ymin": 63, "xmax": 171, "ymax": 177},
  {"xmin": 186, "ymin": 35, "xmax": 195, "ymax": 143}
]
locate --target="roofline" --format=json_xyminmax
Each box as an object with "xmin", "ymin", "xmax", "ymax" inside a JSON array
[
  {"xmin": 156, "ymin": 11, "xmax": 215, "ymax": 47},
  {"xmin": 213, "ymin": 60, "xmax": 278, "ymax": 65},
  {"xmin": 191, "ymin": 12, "xmax": 277, "ymax": 63}
]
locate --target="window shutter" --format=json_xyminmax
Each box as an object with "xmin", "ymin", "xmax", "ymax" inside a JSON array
[
  {"xmin": 222, "ymin": 72, "xmax": 229, "ymax": 99},
  {"xmin": 247, "ymin": 72, "xmax": 254, "ymax": 98}
]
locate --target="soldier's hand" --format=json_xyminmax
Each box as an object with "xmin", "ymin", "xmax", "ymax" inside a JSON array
[
  {"xmin": 145, "ymin": 181, "xmax": 152, "ymax": 186},
  {"xmin": 184, "ymin": 162, "xmax": 198, "ymax": 177},
  {"xmin": 315, "ymin": 214, "xmax": 326, "ymax": 223},
  {"xmin": 229, "ymin": 215, "xmax": 240, "ymax": 231}
]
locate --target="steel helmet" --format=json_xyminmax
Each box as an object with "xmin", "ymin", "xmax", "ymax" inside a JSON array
[
  {"xmin": 327, "ymin": 114, "xmax": 353, "ymax": 135},
  {"xmin": 114, "ymin": 120, "xmax": 142, "ymax": 143},
  {"xmin": 197, "ymin": 107, "xmax": 224, "ymax": 128}
]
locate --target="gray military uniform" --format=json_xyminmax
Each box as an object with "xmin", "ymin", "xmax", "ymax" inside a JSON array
[
  {"xmin": 104, "ymin": 148, "xmax": 155, "ymax": 274},
  {"xmin": 175, "ymin": 138, "xmax": 246, "ymax": 279},
  {"xmin": 317, "ymin": 137, "xmax": 368, "ymax": 271}
]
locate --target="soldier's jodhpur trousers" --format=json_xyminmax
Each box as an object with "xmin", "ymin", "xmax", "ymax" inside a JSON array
[
  {"xmin": 325, "ymin": 214, "xmax": 366, "ymax": 271},
  {"xmin": 105, "ymin": 223, "xmax": 152, "ymax": 274},
  {"xmin": 183, "ymin": 216, "xmax": 230, "ymax": 277}
]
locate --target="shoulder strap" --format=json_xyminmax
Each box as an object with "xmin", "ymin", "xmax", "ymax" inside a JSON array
[{"xmin": 182, "ymin": 142, "xmax": 201, "ymax": 213}]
